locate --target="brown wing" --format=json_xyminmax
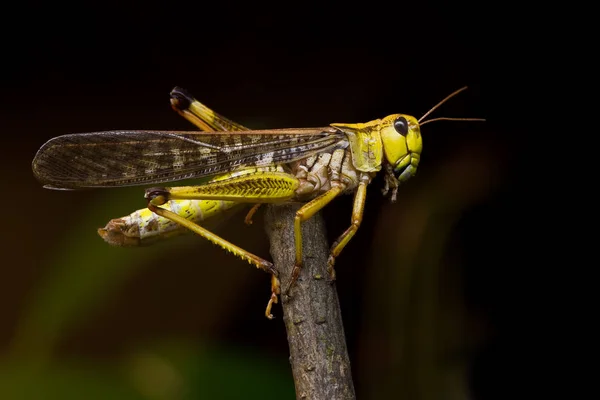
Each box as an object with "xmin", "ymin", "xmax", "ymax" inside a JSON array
[{"xmin": 32, "ymin": 128, "xmax": 345, "ymax": 190}]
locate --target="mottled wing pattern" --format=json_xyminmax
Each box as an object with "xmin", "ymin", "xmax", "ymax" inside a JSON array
[{"xmin": 32, "ymin": 128, "xmax": 345, "ymax": 189}]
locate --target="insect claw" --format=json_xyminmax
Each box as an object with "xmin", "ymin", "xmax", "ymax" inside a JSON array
[
  {"xmin": 265, "ymin": 275, "xmax": 280, "ymax": 319},
  {"xmin": 265, "ymin": 294, "xmax": 277, "ymax": 319},
  {"xmin": 284, "ymin": 264, "xmax": 302, "ymax": 295},
  {"xmin": 327, "ymin": 255, "xmax": 337, "ymax": 283},
  {"xmin": 382, "ymin": 176, "xmax": 390, "ymax": 197},
  {"xmin": 390, "ymin": 186, "xmax": 398, "ymax": 203}
]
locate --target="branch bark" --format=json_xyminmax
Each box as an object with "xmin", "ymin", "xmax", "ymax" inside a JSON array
[{"xmin": 264, "ymin": 204, "xmax": 356, "ymax": 400}]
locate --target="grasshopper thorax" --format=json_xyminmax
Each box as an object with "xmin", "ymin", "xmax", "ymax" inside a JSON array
[{"xmin": 379, "ymin": 114, "xmax": 422, "ymax": 183}]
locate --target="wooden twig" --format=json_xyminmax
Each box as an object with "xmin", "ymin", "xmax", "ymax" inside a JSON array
[{"xmin": 264, "ymin": 204, "xmax": 356, "ymax": 400}]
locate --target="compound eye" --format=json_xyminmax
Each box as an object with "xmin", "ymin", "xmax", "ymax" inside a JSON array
[{"xmin": 393, "ymin": 116, "xmax": 409, "ymax": 135}]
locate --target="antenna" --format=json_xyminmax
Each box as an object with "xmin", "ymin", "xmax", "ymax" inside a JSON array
[{"xmin": 418, "ymin": 86, "xmax": 485, "ymax": 126}]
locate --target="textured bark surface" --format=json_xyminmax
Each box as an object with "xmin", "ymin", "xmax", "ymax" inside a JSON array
[{"xmin": 264, "ymin": 204, "xmax": 356, "ymax": 400}]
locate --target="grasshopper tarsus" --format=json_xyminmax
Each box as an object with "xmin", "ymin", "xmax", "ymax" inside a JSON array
[
  {"xmin": 327, "ymin": 255, "xmax": 337, "ymax": 283},
  {"xmin": 265, "ymin": 275, "xmax": 281, "ymax": 319},
  {"xmin": 285, "ymin": 263, "xmax": 303, "ymax": 295},
  {"xmin": 265, "ymin": 294, "xmax": 277, "ymax": 320}
]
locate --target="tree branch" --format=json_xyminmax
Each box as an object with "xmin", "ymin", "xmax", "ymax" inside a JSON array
[{"xmin": 264, "ymin": 204, "xmax": 356, "ymax": 400}]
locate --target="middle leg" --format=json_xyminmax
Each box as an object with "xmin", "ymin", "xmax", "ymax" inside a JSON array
[{"xmin": 286, "ymin": 185, "xmax": 345, "ymax": 294}]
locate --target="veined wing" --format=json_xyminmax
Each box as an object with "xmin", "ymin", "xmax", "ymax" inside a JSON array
[{"xmin": 32, "ymin": 128, "xmax": 345, "ymax": 190}]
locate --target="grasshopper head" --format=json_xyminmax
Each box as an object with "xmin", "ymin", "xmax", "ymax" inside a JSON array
[
  {"xmin": 380, "ymin": 114, "xmax": 422, "ymax": 183},
  {"xmin": 378, "ymin": 87, "xmax": 485, "ymax": 191}
]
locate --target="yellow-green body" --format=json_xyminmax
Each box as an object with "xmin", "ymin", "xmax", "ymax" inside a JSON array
[{"xmin": 34, "ymin": 86, "xmax": 480, "ymax": 318}]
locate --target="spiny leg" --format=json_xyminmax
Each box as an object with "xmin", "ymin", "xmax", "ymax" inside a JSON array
[
  {"xmin": 327, "ymin": 176, "xmax": 369, "ymax": 281},
  {"xmin": 147, "ymin": 202, "xmax": 281, "ymax": 319},
  {"xmin": 286, "ymin": 185, "xmax": 344, "ymax": 294},
  {"xmin": 145, "ymin": 171, "xmax": 298, "ymax": 318}
]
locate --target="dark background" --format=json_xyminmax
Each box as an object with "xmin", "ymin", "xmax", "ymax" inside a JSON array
[{"xmin": 1, "ymin": 2, "xmax": 545, "ymax": 399}]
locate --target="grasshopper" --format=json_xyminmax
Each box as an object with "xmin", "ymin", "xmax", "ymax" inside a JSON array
[{"xmin": 32, "ymin": 86, "xmax": 483, "ymax": 318}]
